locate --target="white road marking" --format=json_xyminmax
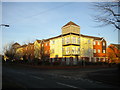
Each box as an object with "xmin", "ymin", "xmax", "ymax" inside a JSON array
[
  {"xmin": 56, "ymin": 82, "xmax": 78, "ymax": 88},
  {"xmin": 30, "ymin": 75, "xmax": 44, "ymax": 80}
]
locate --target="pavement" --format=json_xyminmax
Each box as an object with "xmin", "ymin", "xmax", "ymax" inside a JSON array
[{"xmin": 2, "ymin": 63, "xmax": 120, "ymax": 89}]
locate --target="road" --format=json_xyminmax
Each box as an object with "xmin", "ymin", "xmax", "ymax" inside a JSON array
[{"xmin": 2, "ymin": 64, "xmax": 119, "ymax": 89}]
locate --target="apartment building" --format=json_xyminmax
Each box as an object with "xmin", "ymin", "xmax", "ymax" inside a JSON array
[
  {"xmin": 14, "ymin": 21, "xmax": 107, "ymax": 64},
  {"xmin": 45, "ymin": 21, "xmax": 106, "ymax": 64}
]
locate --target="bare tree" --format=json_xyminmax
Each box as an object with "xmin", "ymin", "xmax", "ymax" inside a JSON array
[
  {"xmin": 92, "ymin": 1, "xmax": 120, "ymax": 30},
  {"xmin": 40, "ymin": 40, "xmax": 46, "ymax": 64},
  {"xmin": 3, "ymin": 42, "xmax": 16, "ymax": 60}
]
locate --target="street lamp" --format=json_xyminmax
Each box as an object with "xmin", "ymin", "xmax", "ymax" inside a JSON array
[{"xmin": 0, "ymin": 24, "xmax": 9, "ymax": 27}]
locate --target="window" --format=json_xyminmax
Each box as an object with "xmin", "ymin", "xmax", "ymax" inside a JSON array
[
  {"xmin": 78, "ymin": 38, "xmax": 80, "ymax": 44},
  {"xmin": 51, "ymin": 40, "xmax": 55, "ymax": 44},
  {"xmin": 66, "ymin": 37, "xmax": 70, "ymax": 44},
  {"xmin": 72, "ymin": 47, "xmax": 76, "ymax": 53},
  {"xmin": 88, "ymin": 49, "xmax": 91, "ymax": 52},
  {"xmin": 62, "ymin": 38, "xmax": 65, "ymax": 44},
  {"xmin": 98, "ymin": 49, "xmax": 100, "ymax": 53},
  {"xmin": 103, "ymin": 42, "xmax": 105, "ymax": 46},
  {"xmin": 62, "ymin": 48, "xmax": 64, "ymax": 52},
  {"xmin": 78, "ymin": 47, "xmax": 80, "ymax": 53},
  {"xmin": 103, "ymin": 50, "xmax": 106, "ymax": 53},
  {"xmin": 93, "ymin": 49, "xmax": 96, "ymax": 53},
  {"xmin": 88, "ymin": 40, "xmax": 91, "ymax": 44},
  {"xmin": 93, "ymin": 41, "xmax": 96, "ymax": 45},
  {"xmin": 98, "ymin": 41, "xmax": 100, "ymax": 45},
  {"xmin": 72, "ymin": 37, "xmax": 76, "ymax": 43},
  {"xmin": 66, "ymin": 47, "xmax": 70, "ymax": 54}
]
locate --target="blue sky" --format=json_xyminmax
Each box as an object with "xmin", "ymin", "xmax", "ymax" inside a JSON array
[{"xmin": 1, "ymin": 2, "xmax": 118, "ymax": 54}]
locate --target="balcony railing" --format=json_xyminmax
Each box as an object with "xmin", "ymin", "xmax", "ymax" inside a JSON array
[
  {"xmin": 62, "ymin": 41, "xmax": 80, "ymax": 45},
  {"xmin": 63, "ymin": 50, "xmax": 80, "ymax": 56}
]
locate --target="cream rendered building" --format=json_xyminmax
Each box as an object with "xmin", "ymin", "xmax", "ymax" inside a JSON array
[
  {"xmin": 80, "ymin": 35, "xmax": 94, "ymax": 62},
  {"xmin": 49, "ymin": 21, "xmax": 95, "ymax": 65},
  {"xmin": 50, "ymin": 36, "xmax": 62, "ymax": 59}
]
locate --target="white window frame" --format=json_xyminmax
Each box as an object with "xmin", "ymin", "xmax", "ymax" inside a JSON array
[
  {"xmin": 88, "ymin": 40, "xmax": 91, "ymax": 44},
  {"xmin": 67, "ymin": 47, "xmax": 70, "ymax": 54},
  {"xmin": 103, "ymin": 50, "xmax": 106, "ymax": 53},
  {"xmin": 78, "ymin": 38, "xmax": 80, "ymax": 44},
  {"xmin": 66, "ymin": 37, "xmax": 70, "ymax": 44},
  {"xmin": 72, "ymin": 47, "xmax": 76, "ymax": 53},
  {"xmin": 98, "ymin": 41, "xmax": 100, "ymax": 45},
  {"xmin": 103, "ymin": 42, "xmax": 105, "ymax": 46},
  {"xmin": 52, "ymin": 40, "xmax": 55, "ymax": 44},
  {"xmin": 72, "ymin": 37, "xmax": 76, "ymax": 43},
  {"xmin": 93, "ymin": 49, "xmax": 96, "ymax": 53},
  {"xmin": 98, "ymin": 49, "xmax": 100, "ymax": 53},
  {"xmin": 93, "ymin": 41, "xmax": 96, "ymax": 45}
]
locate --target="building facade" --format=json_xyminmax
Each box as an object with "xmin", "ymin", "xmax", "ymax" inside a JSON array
[
  {"xmin": 47, "ymin": 21, "xmax": 107, "ymax": 64},
  {"xmin": 14, "ymin": 21, "xmax": 107, "ymax": 65}
]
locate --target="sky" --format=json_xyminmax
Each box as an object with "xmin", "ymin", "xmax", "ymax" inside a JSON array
[{"xmin": 1, "ymin": 2, "xmax": 119, "ymax": 54}]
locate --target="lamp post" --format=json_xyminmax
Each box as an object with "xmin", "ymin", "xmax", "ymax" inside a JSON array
[{"xmin": 0, "ymin": 24, "xmax": 9, "ymax": 27}]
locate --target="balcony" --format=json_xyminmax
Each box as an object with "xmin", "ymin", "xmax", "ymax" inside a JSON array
[
  {"xmin": 63, "ymin": 50, "xmax": 80, "ymax": 56},
  {"xmin": 62, "ymin": 41, "xmax": 80, "ymax": 46}
]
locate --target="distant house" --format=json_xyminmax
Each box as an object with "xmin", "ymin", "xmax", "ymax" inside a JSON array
[
  {"xmin": 15, "ymin": 44, "xmax": 27, "ymax": 60},
  {"xmin": 12, "ymin": 42, "xmax": 21, "ymax": 50}
]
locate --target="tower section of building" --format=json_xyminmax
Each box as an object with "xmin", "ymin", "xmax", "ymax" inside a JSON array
[{"xmin": 61, "ymin": 21, "xmax": 80, "ymax": 59}]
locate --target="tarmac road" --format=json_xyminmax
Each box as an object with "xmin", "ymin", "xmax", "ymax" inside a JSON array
[{"xmin": 2, "ymin": 64, "xmax": 119, "ymax": 89}]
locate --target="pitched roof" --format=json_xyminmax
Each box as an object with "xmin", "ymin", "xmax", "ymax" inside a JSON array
[
  {"xmin": 80, "ymin": 34, "xmax": 103, "ymax": 40},
  {"xmin": 45, "ymin": 35, "xmax": 62, "ymax": 40},
  {"xmin": 36, "ymin": 40, "xmax": 41, "ymax": 43},
  {"xmin": 62, "ymin": 21, "xmax": 80, "ymax": 28},
  {"xmin": 111, "ymin": 44, "xmax": 120, "ymax": 50},
  {"xmin": 12, "ymin": 42, "xmax": 20, "ymax": 46},
  {"xmin": 43, "ymin": 34, "xmax": 103, "ymax": 41},
  {"xmin": 21, "ymin": 44, "xmax": 27, "ymax": 47},
  {"xmin": 29, "ymin": 43, "xmax": 34, "ymax": 45}
]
